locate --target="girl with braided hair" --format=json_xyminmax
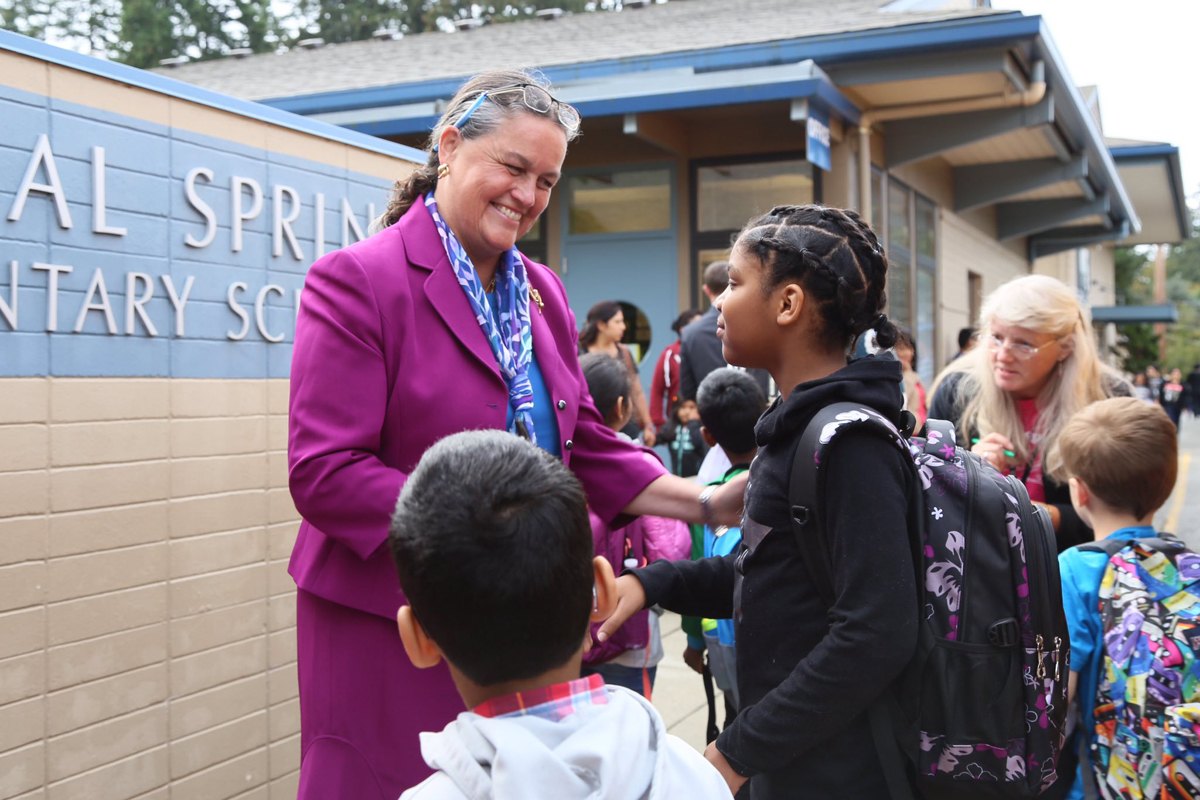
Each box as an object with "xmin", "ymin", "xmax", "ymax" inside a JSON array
[{"xmin": 599, "ymin": 205, "xmax": 919, "ymax": 798}]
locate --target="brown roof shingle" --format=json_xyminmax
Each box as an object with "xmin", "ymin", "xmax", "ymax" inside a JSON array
[{"xmin": 157, "ymin": 0, "xmax": 1002, "ymax": 101}]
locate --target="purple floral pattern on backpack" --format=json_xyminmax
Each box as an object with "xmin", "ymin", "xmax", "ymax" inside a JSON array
[{"xmin": 809, "ymin": 405, "xmax": 1068, "ymax": 797}]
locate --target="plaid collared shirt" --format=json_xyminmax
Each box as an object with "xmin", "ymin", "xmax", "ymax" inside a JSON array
[{"xmin": 472, "ymin": 673, "xmax": 608, "ymax": 722}]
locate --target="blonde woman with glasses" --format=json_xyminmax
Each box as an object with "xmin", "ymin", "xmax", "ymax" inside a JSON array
[
  {"xmin": 288, "ymin": 69, "xmax": 746, "ymax": 797},
  {"xmin": 928, "ymin": 274, "xmax": 1130, "ymax": 552}
]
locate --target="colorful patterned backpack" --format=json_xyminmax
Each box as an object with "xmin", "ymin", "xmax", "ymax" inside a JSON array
[
  {"xmin": 1076, "ymin": 535, "xmax": 1200, "ymax": 799},
  {"xmin": 792, "ymin": 403, "xmax": 1071, "ymax": 799}
]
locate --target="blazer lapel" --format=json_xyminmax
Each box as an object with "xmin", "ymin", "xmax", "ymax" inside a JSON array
[{"xmin": 402, "ymin": 204, "xmax": 502, "ymax": 383}]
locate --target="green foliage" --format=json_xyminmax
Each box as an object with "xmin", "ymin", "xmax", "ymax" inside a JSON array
[
  {"xmin": 1162, "ymin": 208, "xmax": 1200, "ymax": 371},
  {"xmin": 2, "ymin": 0, "xmax": 621, "ymax": 62},
  {"xmin": 1111, "ymin": 246, "xmax": 1157, "ymax": 372},
  {"xmin": 1109, "ymin": 204, "xmax": 1200, "ymax": 373}
]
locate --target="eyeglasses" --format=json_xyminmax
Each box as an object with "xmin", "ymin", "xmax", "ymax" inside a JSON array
[
  {"xmin": 443, "ymin": 83, "xmax": 581, "ymax": 142},
  {"xmin": 985, "ymin": 333, "xmax": 1057, "ymax": 361}
]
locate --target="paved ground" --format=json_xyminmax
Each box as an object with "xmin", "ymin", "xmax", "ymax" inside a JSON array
[{"xmin": 652, "ymin": 412, "xmax": 1200, "ymax": 754}]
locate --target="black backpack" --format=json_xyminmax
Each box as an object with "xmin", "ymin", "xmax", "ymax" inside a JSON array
[{"xmin": 791, "ymin": 402, "xmax": 1070, "ymax": 799}]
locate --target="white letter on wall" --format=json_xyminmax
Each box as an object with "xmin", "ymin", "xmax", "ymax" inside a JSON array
[
  {"xmin": 341, "ymin": 198, "xmax": 366, "ymax": 247},
  {"xmin": 255, "ymin": 284, "xmax": 286, "ymax": 343},
  {"xmin": 184, "ymin": 168, "xmax": 217, "ymax": 249},
  {"xmin": 0, "ymin": 261, "xmax": 17, "ymax": 330},
  {"xmin": 92, "ymin": 146, "xmax": 127, "ymax": 236},
  {"xmin": 74, "ymin": 268, "xmax": 118, "ymax": 334},
  {"xmin": 273, "ymin": 185, "xmax": 303, "ymax": 260},
  {"xmin": 125, "ymin": 272, "xmax": 157, "ymax": 336},
  {"xmin": 161, "ymin": 274, "xmax": 194, "ymax": 337},
  {"xmin": 231, "ymin": 177, "xmax": 263, "ymax": 253},
  {"xmin": 226, "ymin": 281, "xmax": 250, "ymax": 340},
  {"xmin": 314, "ymin": 192, "xmax": 326, "ymax": 258},
  {"xmin": 30, "ymin": 262, "xmax": 73, "ymax": 332},
  {"xmin": 9, "ymin": 134, "xmax": 73, "ymax": 228}
]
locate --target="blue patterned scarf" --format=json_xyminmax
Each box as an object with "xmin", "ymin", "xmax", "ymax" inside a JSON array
[{"xmin": 424, "ymin": 194, "xmax": 537, "ymax": 443}]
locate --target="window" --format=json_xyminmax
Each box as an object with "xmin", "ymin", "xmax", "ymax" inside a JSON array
[
  {"xmin": 691, "ymin": 155, "xmax": 816, "ymax": 305},
  {"xmin": 887, "ymin": 181, "xmax": 913, "ymax": 333},
  {"xmin": 1076, "ymin": 249, "xmax": 1092, "ymax": 304},
  {"xmin": 915, "ymin": 196, "xmax": 937, "ymax": 382},
  {"xmin": 696, "ymin": 160, "xmax": 815, "ymax": 233},
  {"xmin": 567, "ymin": 169, "xmax": 670, "ymax": 234},
  {"xmin": 874, "ymin": 174, "xmax": 940, "ymax": 383}
]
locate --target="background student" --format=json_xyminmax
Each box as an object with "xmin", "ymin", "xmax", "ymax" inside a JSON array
[{"xmin": 1055, "ymin": 397, "xmax": 1179, "ymax": 799}]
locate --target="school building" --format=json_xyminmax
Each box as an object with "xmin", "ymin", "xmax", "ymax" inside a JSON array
[
  {"xmin": 157, "ymin": 0, "xmax": 1190, "ymax": 384},
  {"xmin": 0, "ymin": 1, "xmax": 1190, "ymax": 798}
]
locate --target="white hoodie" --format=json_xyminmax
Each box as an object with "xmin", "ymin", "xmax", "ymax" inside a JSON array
[{"xmin": 401, "ymin": 685, "xmax": 733, "ymax": 800}]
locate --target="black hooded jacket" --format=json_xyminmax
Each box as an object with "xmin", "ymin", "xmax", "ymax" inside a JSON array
[{"xmin": 633, "ymin": 357, "xmax": 918, "ymax": 799}]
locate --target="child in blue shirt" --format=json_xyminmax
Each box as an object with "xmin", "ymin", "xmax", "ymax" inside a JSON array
[
  {"xmin": 693, "ymin": 367, "xmax": 766, "ymax": 725},
  {"xmin": 1056, "ymin": 396, "xmax": 1180, "ymax": 799}
]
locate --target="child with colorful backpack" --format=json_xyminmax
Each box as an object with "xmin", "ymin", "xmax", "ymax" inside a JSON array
[
  {"xmin": 694, "ymin": 367, "xmax": 766, "ymax": 731},
  {"xmin": 1056, "ymin": 397, "xmax": 1185, "ymax": 799},
  {"xmin": 578, "ymin": 352, "xmax": 691, "ymax": 698}
]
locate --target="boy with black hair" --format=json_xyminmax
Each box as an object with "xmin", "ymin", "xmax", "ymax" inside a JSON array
[
  {"xmin": 689, "ymin": 368, "xmax": 766, "ymax": 729},
  {"xmin": 1056, "ymin": 397, "xmax": 1180, "ymax": 799},
  {"xmin": 389, "ymin": 429, "xmax": 731, "ymax": 800}
]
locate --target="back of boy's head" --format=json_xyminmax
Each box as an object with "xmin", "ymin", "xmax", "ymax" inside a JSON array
[
  {"xmin": 1059, "ymin": 397, "xmax": 1178, "ymax": 519},
  {"xmin": 734, "ymin": 204, "xmax": 898, "ymax": 352},
  {"xmin": 579, "ymin": 351, "xmax": 631, "ymax": 427},
  {"xmin": 696, "ymin": 367, "xmax": 766, "ymax": 456},
  {"xmin": 389, "ymin": 430, "xmax": 594, "ymax": 686}
]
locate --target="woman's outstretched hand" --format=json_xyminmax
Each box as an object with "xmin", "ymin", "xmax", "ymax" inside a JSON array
[
  {"xmin": 710, "ymin": 471, "xmax": 748, "ymax": 527},
  {"xmin": 594, "ymin": 574, "xmax": 646, "ymax": 644}
]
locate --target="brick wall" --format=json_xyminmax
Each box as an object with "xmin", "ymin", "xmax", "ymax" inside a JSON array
[
  {"xmin": 0, "ymin": 377, "xmax": 298, "ymax": 800},
  {"xmin": 0, "ymin": 35, "xmax": 418, "ymax": 799}
]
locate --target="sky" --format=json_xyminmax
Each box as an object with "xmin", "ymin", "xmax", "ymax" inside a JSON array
[{"xmin": 993, "ymin": 0, "xmax": 1198, "ymax": 205}]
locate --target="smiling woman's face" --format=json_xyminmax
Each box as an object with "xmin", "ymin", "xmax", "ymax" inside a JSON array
[{"xmin": 436, "ymin": 112, "xmax": 567, "ymax": 271}]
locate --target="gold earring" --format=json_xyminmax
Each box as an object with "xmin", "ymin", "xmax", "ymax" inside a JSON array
[{"xmin": 437, "ymin": 163, "xmax": 449, "ymax": 179}]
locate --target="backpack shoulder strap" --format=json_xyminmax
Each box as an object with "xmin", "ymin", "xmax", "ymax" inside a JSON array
[
  {"xmin": 791, "ymin": 402, "xmax": 919, "ymax": 800},
  {"xmin": 1078, "ymin": 534, "xmax": 1185, "ymax": 557},
  {"xmin": 790, "ymin": 402, "xmax": 905, "ymax": 608}
]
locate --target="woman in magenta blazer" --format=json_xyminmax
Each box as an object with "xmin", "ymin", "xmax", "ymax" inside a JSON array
[{"xmin": 288, "ymin": 69, "xmax": 744, "ymax": 798}]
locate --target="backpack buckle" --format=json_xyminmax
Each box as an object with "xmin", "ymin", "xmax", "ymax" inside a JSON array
[
  {"xmin": 987, "ymin": 618, "xmax": 1020, "ymax": 648},
  {"xmin": 790, "ymin": 505, "xmax": 810, "ymax": 527}
]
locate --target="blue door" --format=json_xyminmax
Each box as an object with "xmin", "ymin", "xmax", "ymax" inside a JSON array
[{"xmin": 559, "ymin": 165, "xmax": 677, "ymax": 388}]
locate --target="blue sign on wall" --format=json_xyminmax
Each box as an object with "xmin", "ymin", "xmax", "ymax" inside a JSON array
[
  {"xmin": 0, "ymin": 83, "xmax": 400, "ymax": 379},
  {"xmin": 805, "ymin": 104, "xmax": 831, "ymax": 172}
]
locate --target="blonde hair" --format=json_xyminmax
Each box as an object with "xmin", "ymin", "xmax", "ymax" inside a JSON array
[
  {"xmin": 374, "ymin": 69, "xmax": 579, "ymax": 231},
  {"xmin": 930, "ymin": 274, "xmax": 1125, "ymax": 482},
  {"xmin": 1059, "ymin": 397, "xmax": 1177, "ymax": 519}
]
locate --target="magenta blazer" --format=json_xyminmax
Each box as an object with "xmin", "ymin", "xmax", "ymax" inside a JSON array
[{"xmin": 288, "ymin": 200, "xmax": 665, "ymax": 619}]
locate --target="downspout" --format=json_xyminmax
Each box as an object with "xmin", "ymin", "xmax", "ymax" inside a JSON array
[{"xmin": 857, "ymin": 60, "xmax": 1047, "ymax": 222}]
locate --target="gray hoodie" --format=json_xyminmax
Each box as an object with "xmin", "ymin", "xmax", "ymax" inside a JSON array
[{"xmin": 400, "ymin": 685, "xmax": 732, "ymax": 800}]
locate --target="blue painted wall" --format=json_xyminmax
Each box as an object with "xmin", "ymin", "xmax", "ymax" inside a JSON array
[{"xmin": 0, "ymin": 83, "xmax": 407, "ymax": 379}]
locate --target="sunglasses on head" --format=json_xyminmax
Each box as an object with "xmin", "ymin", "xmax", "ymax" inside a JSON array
[{"xmin": 434, "ymin": 83, "xmax": 580, "ymax": 151}]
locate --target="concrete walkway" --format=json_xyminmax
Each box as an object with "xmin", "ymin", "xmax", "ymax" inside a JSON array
[{"xmin": 652, "ymin": 411, "xmax": 1200, "ymax": 754}]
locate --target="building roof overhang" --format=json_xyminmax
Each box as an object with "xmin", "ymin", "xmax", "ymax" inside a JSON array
[
  {"xmin": 312, "ymin": 59, "xmax": 860, "ymax": 138},
  {"xmin": 1108, "ymin": 142, "xmax": 1190, "ymax": 246},
  {"xmin": 148, "ymin": 4, "xmax": 1186, "ymax": 256},
  {"xmin": 1090, "ymin": 304, "xmax": 1179, "ymax": 325}
]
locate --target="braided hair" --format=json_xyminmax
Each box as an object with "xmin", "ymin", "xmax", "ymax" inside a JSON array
[
  {"xmin": 734, "ymin": 204, "xmax": 898, "ymax": 352},
  {"xmin": 375, "ymin": 68, "xmax": 580, "ymax": 230}
]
